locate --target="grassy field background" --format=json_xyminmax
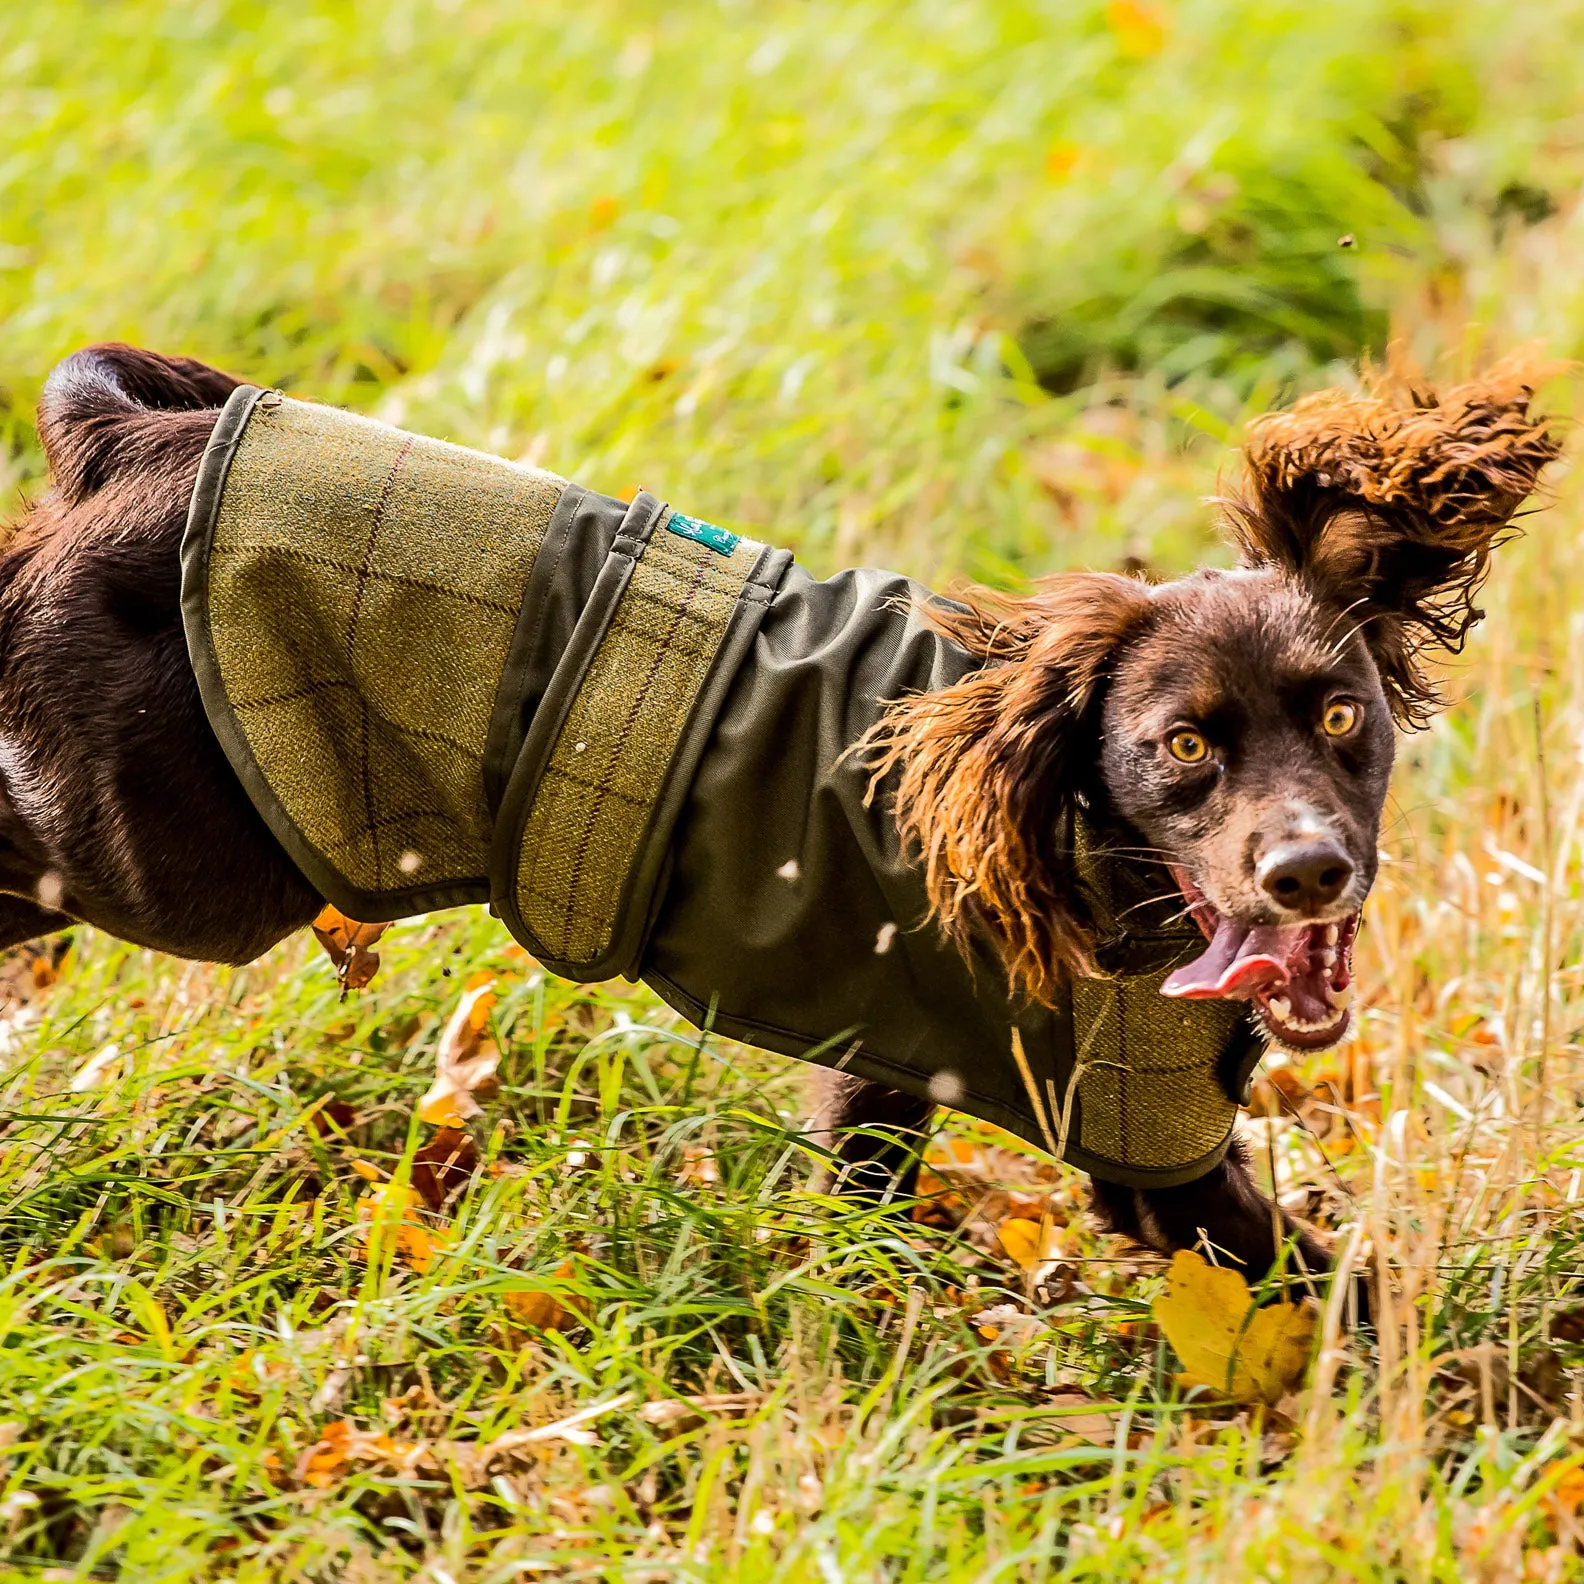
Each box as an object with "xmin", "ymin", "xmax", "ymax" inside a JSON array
[{"xmin": 5, "ymin": 1, "xmax": 1584, "ymax": 1577}]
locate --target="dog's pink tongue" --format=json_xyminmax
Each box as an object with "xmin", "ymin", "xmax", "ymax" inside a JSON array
[{"xmin": 1161, "ymin": 920, "xmax": 1303, "ymax": 1000}]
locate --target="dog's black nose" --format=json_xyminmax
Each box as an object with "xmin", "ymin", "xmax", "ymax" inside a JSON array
[{"xmin": 1257, "ymin": 841, "xmax": 1354, "ymax": 914}]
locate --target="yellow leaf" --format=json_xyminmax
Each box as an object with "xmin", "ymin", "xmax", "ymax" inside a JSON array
[
  {"xmin": 1152, "ymin": 1250, "xmax": 1315, "ymax": 1405},
  {"xmin": 996, "ymin": 1217, "xmax": 1042, "ymax": 1270}
]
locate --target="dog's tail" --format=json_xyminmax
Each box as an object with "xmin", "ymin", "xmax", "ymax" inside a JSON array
[{"xmin": 37, "ymin": 344, "xmax": 246, "ymax": 504}]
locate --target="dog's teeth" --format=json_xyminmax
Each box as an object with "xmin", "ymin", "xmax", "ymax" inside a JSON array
[
  {"xmin": 1268, "ymin": 997, "xmax": 1291, "ymax": 1022},
  {"xmin": 1325, "ymin": 924, "xmax": 1339, "ymax": 947},
  {"xmin": 1326, "ymin": 983, "xmax": 1353, "ymax": 1010},
  {"xmin": 1321, "ymin": 948, "xmax": 1337, "ymax": 969}
]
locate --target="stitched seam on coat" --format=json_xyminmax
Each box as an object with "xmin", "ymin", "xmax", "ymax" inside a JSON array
[
  {"xmin": 231, "ymin": 677, "xmax": 355, "ymax": 712},
  {"xmin": 213, "ymin": 541, "xmax": 521, "ymax": 615},
  {"xmin": 348, "ymin": 435, "xmax": 415, "ymax": 886}
]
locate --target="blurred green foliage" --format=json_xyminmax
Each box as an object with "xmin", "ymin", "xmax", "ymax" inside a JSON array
[
  {"xmin": 3, "ymin": 0, "xmax": 1580, "ymax": 582},
  {"xmin": 3, "ymin": 5, "xmax": 1584, "ymax": 1574}
]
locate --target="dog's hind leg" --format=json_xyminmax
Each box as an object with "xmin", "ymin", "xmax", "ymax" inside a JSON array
[
  {"xmin": 806, "ymin": 1071, "xmax": 935, "ymax": 1201},
  {"xmin": 2, "ymin": 346, "xmax": 323, "ymax": 965},
  {"xmin": 1089, "ymin": 1138, "xmax": 1331, "ymax": 1289},
  {"xmin": 0, "ymin": 897, "xmax": 74, "ymax": 955}
]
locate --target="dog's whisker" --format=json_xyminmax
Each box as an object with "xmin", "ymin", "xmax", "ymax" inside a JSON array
[
  {"xmin": 1114, "ymin": 891, "xmax": 1196, "ymax": 922},
  {"xmin": 1318, "ymin": 594, "xmax": 1372, "ymax": 650},
  {"xmin": 1085, "ymin": 844, "xmax": 1179, "ymax": 865},
  {"xmin": 1326, "ymin": 609, "xmax": 1389, "ymax": 661}
]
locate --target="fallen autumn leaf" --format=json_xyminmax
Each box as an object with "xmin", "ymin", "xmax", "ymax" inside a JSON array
[
  {"xmin": 294, "ymin": 1393, "xmax": 637, "ymax": 1488},
  {"xmin": 311, "ymin": 905, "xmax": 388, "ymax": 995},
  {"xmin": 355, "ymin": 1178, "xmax": 444, "ymax": 1275},
  {"xmin": 419, "ymin": 977, "xmax": 500, "ymax": 1126},
  {"xmin": 1152, "ymin": 1249, "xmax": 1316, "ymax": 1406}
]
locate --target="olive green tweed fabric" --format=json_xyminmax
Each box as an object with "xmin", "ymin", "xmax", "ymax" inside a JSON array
[
  {"xmin": 202, "ymin": 395, "xmax": 566, "ymax": 900},
  {"xmin": 1070, "ymin": 971, "xmax": 1247, "ymax": 1170},
  {"xmin": 1059, "ymin": 821, "xmax": 1253, "ymax": 1171},
  {"xmin": 510, "ymin": 523, "xmax": 765, "ymax": 967}
]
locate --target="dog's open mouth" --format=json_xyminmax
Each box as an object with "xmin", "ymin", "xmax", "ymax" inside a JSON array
[{"xmin": 1159, "ymin": 867, "xmax": 1357, "ymax": 1050}]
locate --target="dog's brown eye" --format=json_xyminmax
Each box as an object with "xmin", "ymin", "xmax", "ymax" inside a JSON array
[
  {"xmin": 1167, "ymin": 729, "xmax": 1208, "ymax": 764},
  {"xmin": 1323, "ymin": 700, "xmax": 1360, "ymax": 737}
]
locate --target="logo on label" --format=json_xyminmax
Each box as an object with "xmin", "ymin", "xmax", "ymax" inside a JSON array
[{"xmin": 666, "ymin": 512, "xmax": 739, "ymax": 556}]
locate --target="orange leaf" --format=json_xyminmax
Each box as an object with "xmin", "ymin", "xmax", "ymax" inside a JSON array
[
  {"xmin": 1547, "ymin": 1462, "xmax": 1584, "ymax": 1518},
  {"xmin": 505, "ymin": 1288, "xmax": 575, "ymax": 1332},
  {"xmin": 296, "ymin": 1419, "xmax": 351, "ymax": 1486},
  {"xmin": 290, "ymin": 1396, "xmax": 636, "ymax": 1489},
  {"xmin": 997, "ymin": 1217, "xmax": 1042, "ymax": 1270},
  {"xmin": 355, "ymin": 1181, "xmax": 444, "ymax": 1274},
  {"xmin": 293, "ymin": 1420, "xmax": 421, "ymax": 1487},
  {"xmin": 504, "ymin": 1258, "xmax": 585, "ymax": 1333},
  {"xmin": 311, "ymin": 905, "xmax": 388, "ymax": 994},
  {"xmin": 1044, "ymin": 142, "xmax": 1082, "ymax": 180},
  {"xmin": 678, "ymin": 1141, "xmax": 720, "ymax": 1187}
]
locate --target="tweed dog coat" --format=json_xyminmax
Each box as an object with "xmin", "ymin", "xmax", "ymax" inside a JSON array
[{"xmin": 180, "ymin": 386, "xmax": 1266, "ymax": 1188}]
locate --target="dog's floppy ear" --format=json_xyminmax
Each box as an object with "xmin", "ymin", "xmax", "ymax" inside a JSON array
[
  {"xmin": 867, "ymin": 573, "xmax": 1153, "ymax": 1004},
  {"xmin": 1223, "ymin": 353, "xmax": 1563, "ymax": 726},
  {"xmin": 38, "ymin": 344, "xmax": 246, "ymax": 503}
]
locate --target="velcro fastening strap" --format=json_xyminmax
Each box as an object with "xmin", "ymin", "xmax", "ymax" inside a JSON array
[{"xmin": 491, "ymin": 495, "xmax": 784, "ymax": 979}]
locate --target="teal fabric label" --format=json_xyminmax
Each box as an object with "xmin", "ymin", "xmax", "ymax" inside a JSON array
[{"xmin": 666, "ymin": 511, "xmax": 739, "ymax": 556}]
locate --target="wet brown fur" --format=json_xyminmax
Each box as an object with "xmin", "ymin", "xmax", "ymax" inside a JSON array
[
  {"xmin": 873, "ymin": 356, "xmax": 1561, "ymax": 1006},
  {"xmin": 864, "ymin": 574, "xmax": 1153, "ymax": 1001},
  {"xmin": 1228, "ymin": 353, "xmax": 1565, "ymax": 727}
]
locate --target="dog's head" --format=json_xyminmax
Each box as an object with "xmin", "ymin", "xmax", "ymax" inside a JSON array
[{"xmin": 875, "ymin": 357, "xmax": 1561, "ymax": 1049}]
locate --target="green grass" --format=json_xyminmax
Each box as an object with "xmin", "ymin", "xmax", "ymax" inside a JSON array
[{"xmin": 6, "ymin": 0, "xmax": 1584, "ymax": 1577}]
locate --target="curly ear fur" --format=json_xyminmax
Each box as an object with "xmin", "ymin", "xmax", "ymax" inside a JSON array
[
  {"xmin": 1223, "ymin": 352, "xmax": 1564, "ymax": 725},
  {"xmin": 866, "ymin": 574, "xmax": 1153, "ymax": 1005}
]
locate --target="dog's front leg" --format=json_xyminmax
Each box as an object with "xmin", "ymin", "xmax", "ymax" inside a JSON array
[
  {"xmin": 806, "ymin": 1071, "xmax": 935, "ymax": 1201},
  {"xmin": 1088, "ymin": 1138, "xmax": 1330, "ymax": 1287}
]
